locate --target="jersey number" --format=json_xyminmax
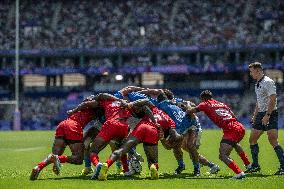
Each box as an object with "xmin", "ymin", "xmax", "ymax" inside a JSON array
[{"xmin": 215, "ymin": 108, "xmax": 232, "ymax": 120}]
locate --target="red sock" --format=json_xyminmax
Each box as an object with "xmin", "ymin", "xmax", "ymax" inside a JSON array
[
  {"xmin": 239, "ymin": 152, "xmax": 250, "ymax": 166},
  {"xmin": 121, "ymin": 155, "xmax": 129, "ymax": 172},
  {"xmin": 58, "ymin": 155, "xmax": 68, "ymax": 163},
  {"xmin": 90, "ymin": 153, "xmax": 99, "ymax": 166},
  {"xmin": 106, "ymin": 159, "xmax": 114, "ymax": 167},
  {"xmin": 37, "ymin": 161, "xmax": 47, "ymax": 171},
  {"xmin": 228, "ymin": 161, "xmax": 242, "ymax": 174}
]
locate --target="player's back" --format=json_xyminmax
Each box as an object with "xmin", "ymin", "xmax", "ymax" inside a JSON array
[
  {"xmin": 100, "ymin": 99, "xmax": 132, "ymax": 120},
  {"xmin": 157, "ymin": 100, "xmax": 193, "ymax": 135},
  {"xmin": 152, "ymin": 107, "xmax": 176, "ymax": 130},
  {"xmin": 68, "ymin": 109, "xmax": 95, "ymax": 129},
  {"xmin": 198, "ymin": 99, "xmax": 238, "ymax": 129}
]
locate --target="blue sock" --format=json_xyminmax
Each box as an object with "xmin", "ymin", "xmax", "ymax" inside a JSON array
[
  {"xmin": 116, "ymin": 161, "xmax": 122, "ymax": 167},
  {"xmin": 177, "ymin": 160, "xmax": 185, "ymax": 168},
  {"xmin": 192, "ymin": 160, "xmax": 200, "ymax": 171},
  {"xmin": 208, "ymin": 162, "xmax": 215, "ymax": 168},
  {"xmin": 84, "ymin": 157, "xmax": 91, "ymax": 168},
  {"xmin": 128, "ymin": 147, "xmax": 136, "ymax": 156}
]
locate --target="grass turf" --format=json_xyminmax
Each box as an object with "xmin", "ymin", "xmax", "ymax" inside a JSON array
[{"xmin": 0, "ymin": 130, "xmax": 284, "ymax": 189}]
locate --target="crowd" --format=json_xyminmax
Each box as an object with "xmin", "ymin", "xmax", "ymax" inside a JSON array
[{"xmin": 0, "ymin": 0, "xmax": 283, "ymax": 50}]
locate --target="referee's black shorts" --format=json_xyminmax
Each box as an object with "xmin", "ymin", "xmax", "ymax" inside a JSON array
[{"xmin": 252, "ymin": 110, "xmax": 278, "ymax": 131}]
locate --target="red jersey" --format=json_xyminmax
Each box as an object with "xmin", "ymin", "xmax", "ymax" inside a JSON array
[
  {"xmin": 196, "ymin": 99, "xmax": 238, "ymax": 130},
  {"xmin": 99, "ymin": 99, "xmax": 133, "ymax": 120},
  {"xmin": 68, "ymin": 108, "xmax": 95, "ymax": 129},
  {"xmin": 143, "ymin": 106, "xmax": 176, "ymax": 130}
]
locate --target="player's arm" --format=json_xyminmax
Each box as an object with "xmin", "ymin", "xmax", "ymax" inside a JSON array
[
  {"xmin": 184, "ymin": 106, "xmax": 199, "ymax": 119},
  {"xmin": 262, "ymin": 94, "xmax": 276, "ymax": 125},
  {"xmin": 129, "ymin": 99, "xmax": 154, "ymax": 109},
  {"xmin": 120, "ymin": 86, "xmax": 146, "ymax": 96},
  {"xmin": 67, "ymin": 100, "xmax": 99, "ymax": 115},
  {"xmin": 160, "ymin": 137, "xmax": 173, "ymax": 150},
  {"xmin": 139, "ymin": 89, "xmax": 164, "ymax": 98},
  {"xmin": 160, "ymin": 129, "xmax": 182, "ymax": 150},
  {"xmin": 251, "ymin": 102, "xmax": 259, "ymax": 124},
  {"xmin": 130, "ymin": 99, "xmax": 156, "ymax": 123},
  {"xmin": 95, "ymin": 93, "xmax": 127, "ymax": 105},
  {"xmin": 267, "ymin": 94, "xmax": 277, "ymax": 115},
  {"xmin": 168, "ymin": 128, "xmax": 183, "ymax": 143},
  {"xmin": 187, "ymin": 107, "xmax": 199, "ymax": 113}
]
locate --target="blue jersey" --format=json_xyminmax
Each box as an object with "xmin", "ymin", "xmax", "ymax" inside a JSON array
[
  {"xmin": 173, "ymin": 97, "xmax": 184, "ymax": 103},
  {"xmin": 113, "ymin": 91, "xmax": 124, "ymax": 99},
  {"xmin": 157, "ymin": 100, "xmax": 196, "ymax": 134},
  {"xmin": 127, "ymin": 92, "xmax": 159, "ymax": 106}
]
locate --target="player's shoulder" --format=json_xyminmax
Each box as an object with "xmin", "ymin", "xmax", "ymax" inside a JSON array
[{"xmin": 263, "ymin": 76, "xmax": 275, "ymax": 84}]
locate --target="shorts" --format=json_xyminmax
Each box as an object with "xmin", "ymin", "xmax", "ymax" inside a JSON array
[
  {"xmin": 130, "ymin": 120, "xmax": 159, "ymax": 145},
  {"xmin": 222, "ymin": 122, "xmax": 245, "ymax": 143},
  {"xmin": 97, "ymin": 120, "xmax": 129, "ymax": 142},
  {"xmin": 253, "ymin": 110, "xmax": 278, "ymax": 131},
  {"xmin": 55, "ymin": 120, "xmax": 83, "ymax": 142}
]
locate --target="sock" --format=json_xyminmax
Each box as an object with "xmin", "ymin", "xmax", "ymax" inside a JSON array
[
  {"xmin": 121, "ymin": 155, "xmax": 129, "ymax": 172},
  {"xmin": 239, "ymin": 152, "xmax": 250, "ymax": 166},
  {"xmin": 116, "ymin": 161, "xmax": 122, "ymax": 168},
  {"xmin": 37, "ymin": 161, "xmax": 47, "ymax": 171},
  {"xmin": 177, "ymin": 160, "xmax": 185, "ymax": 168},
  {"xmin": 274, "ymin": 145, "xmax": 284, "ymax": 168},
  {"xmin": 58, "ymin": 155, "xmax": 68, "ymax": 163},
  {"xmin": 192, "ymin": 160, "xmax": 200, "ymax": 171},
  {"xmin": 90, "ymin": 153, "xmax": 99, "ymax": 166},
  {"xmin": 250, "ymin": 144, "xmax": 259, "ymax": 166},
  {"xmin": 228, "ymin": 161, "xmax": 242, "ymax": 174},
  {"xmin": 208, "ymin": 162, "xmax": 215, "ymax": 168},
  {"xmin": 84, "ymin": 157, "xmax": 91, "ymax": 168},
  {"xmin": 128, "ymin": 147, "xmax": 136, "ymax": 156},
  {"xmin": 106, "ymin": 159, "xmax": 115, "ymax": 167}
]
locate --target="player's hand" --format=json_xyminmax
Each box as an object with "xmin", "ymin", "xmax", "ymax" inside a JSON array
[
  {"xmin": 120, "ymin": 100, "xmax": 128, "ymax": 108},
  {"xmin": 262, "ymin": 115, "xmax": 270, "ymax": 126},
  {"xmin": 157, "ymin": 125, "xmax": 164, "ymax": 140}
]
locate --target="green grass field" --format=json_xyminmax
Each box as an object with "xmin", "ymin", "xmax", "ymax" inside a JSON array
[{"xmin": 1, "ymin": 130, "xmax": 284, "ymax": 189}]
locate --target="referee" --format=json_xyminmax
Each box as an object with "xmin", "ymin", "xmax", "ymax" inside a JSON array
[{"xmin": 246, "ymin": 62, "xmax": 284, "ymax": 175}]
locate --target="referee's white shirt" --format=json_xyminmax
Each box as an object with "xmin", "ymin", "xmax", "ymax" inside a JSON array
[{"xmin": 255, "ymin": 75, "xmax": 277, "ymax": 112}]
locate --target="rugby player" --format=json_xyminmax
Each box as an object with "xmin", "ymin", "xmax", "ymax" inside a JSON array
[{"xmin": 187, "ymin": 90, "xmax": 251, "ymax": 179}]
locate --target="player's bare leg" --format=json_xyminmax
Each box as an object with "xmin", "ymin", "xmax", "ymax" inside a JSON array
[
  {"xmin": 81, "ymin": 127, "xmax": 100, "ymax": 176},
  {"xmin": 186, "ymin": 130, "xmax": 201, "ymax": 176},
  {"xmin": 219, "ymin": 142, "xmax": 245, "ymax": 179},
  {"xmin": 233, "ymin": 143, "xmax": 251, "ymax": 168},
  {"xmin": 89, "ymin": 136, "xmax": 109, "ymax": 179},
  {"xmin": 143, "ymin": 143, "xmax": 159, "ymax": 179},
  {"xmin": 89, "ymin": 136, "xmax": 109, "ymax": 167},
  {"xmin": 173, "ymin": 146, "xmax": 185, "ymax": 175},
  {"xmin": 30, "ymin": 138, "xmax": 66, "ymax": 180},
  {"xmin": 105, "ymin": 136, "xmax": 140, "ymax": 168}
]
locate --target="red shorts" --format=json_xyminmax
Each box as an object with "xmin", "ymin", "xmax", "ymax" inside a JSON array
[
  {"xmin": 55, "ymin": 120, "xmax": 83, "ymax": 141},
  {"xmin": 97, "ymin": 120, "xmax": 129, "ymax": 142},
  {"xmin": 131, "ymin": 120, "xmax": 158, "ymax": 145},
  {"xmin": 222, "ymin": 122, "xmax": 245, "ymax": 143}
]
